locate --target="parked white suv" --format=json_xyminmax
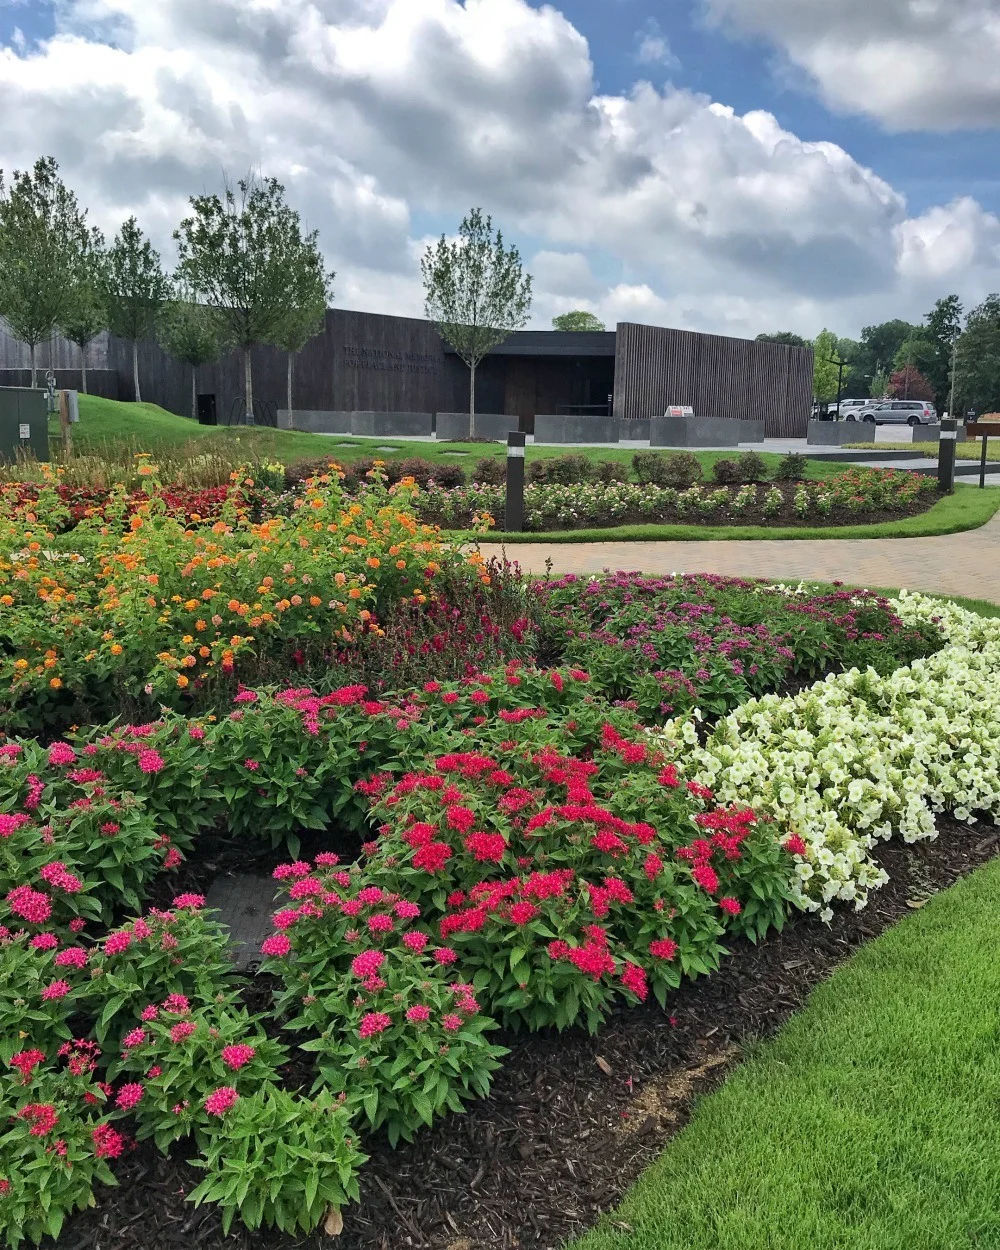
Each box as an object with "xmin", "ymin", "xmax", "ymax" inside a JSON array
[
  {"xmin": 828, "ymin": 399, "xmax": 868, "ymax": 418},
  {"xmin": 848, "ymin": 400, "xmax": 937, "ymax": 427}
]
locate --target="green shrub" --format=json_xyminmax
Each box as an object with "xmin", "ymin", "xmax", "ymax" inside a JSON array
[
  {"xmin": 736, "ymin": 451, "xmax": 768, "ymax": 483},
  {"xmin": 595, "ymin": 460, "xmax": 629, "ymax": 483},
  {"xmin": 633, "ymin": 451, "xmax": 703, "ymax": 487},
  {"xmin": 428, "ymin": 462, "xmax": 466, "ymax": 488},
  {"xmin": 527, "ymin": 454, "xmax": 592, "ymax": 485},
  {"xmin": 473, "ymin": 456, "xmax": 506, "ymax": 484},
  {"xmin": 712, "ymin": 458, "xmax": 742, "ymax": 485},
  {"xmin": 775, "ymin": 452, "xmax": 808, "ymax": 481}
]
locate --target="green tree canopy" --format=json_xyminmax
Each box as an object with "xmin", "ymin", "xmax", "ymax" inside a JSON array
[
  {"xmin": 0, "ymin": 156, "xmax": 94, "ymax": 387},
  {"xmin": 271, "ymin": 262, "xmax": 332, "ymax": 423},
  {"xmin": 755, "ymin": 331, "xmax": 808, "ymax": 347},
  {"xmin": 552, "ymin": 310, "xmax": 605, "ymax": 332},
  {"xmin": 100, "ymin": 217, "xmax": 169, "ymax": 404},
  {"xmin": 923, "ymin": 294, "xmax": 963, "ymax": 411},
  {"xmin": 954, "ymin": 295, "xmax": 1000, "ymax": 416},
  {"xmin": 812, "ymin": 329, "xmax": 845, "ymax": 405},
  {"xmin": 157, "ymin": 286, "xmax": 230, "ymax": 419},
  {"xmin": 60, "ymin": 232, "xmax": 107, "ymax": 395},
  {"xmin": 422, "ymin": 207, "xmax": 532, "ymax": 433},
  {"xmin": 174, "ymin": 172, "xmax": 333, "ymax": 423}
]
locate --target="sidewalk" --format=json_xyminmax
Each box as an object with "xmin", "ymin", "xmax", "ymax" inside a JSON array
[{"xmin": 479, "ymin": 510, "xmax": 1000, "ymax": 602}]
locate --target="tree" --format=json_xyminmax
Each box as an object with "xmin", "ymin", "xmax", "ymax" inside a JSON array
[
  {"xmin": 157, "ymin": 287, "xmax": 229, "ymax": 420},
  {"xmin": 60, "ymin": 235, "xmax": 107, "ymax": 395},
  {"xmin": 422, "ymin": 208, "xmax": 532, "ymax": 434},
  {"xmin": 891, "ymin": 336, "xmax": 938, "ymax": 376},
  {"xmin": 887, "ymin": 365, "xmax": 935, "ymax": 401},
  {"xmin": 924, "ymin": 294, "xmax": 963, "ymax": 411},
  {"xmin": 552, "ymin": 310, "xmax": 605, "ymax": 332},
  {"xmin": 756, "ymin": 330, "xmax": 808, "ymax": 347},
  {"xmin": 101, "ymin": 217, "xmax": 169, "ymax": 403},
  {"xmin": 174, "ymin": 172, "xmax": 333, "ymax": 423},
  {"xmin": 272, "ymin": 265, "xmax": 332, "ymax": 424},
  {"xmin": 0, "ymin": 156, "xmax": 93, "ymax": 387},
  {"xmin": 870, "ymin": 368, "xmax": 890, "ymax": 400},
  {"xmin": 811, "ymin": 329, "xmax": 845, "ymax": 405},
  {"xmin": 860, "ymin": 319, "xmax": 921, "ymax": 371},
  {"xmin": 954, "ymin": 295, "xmax": 1000, "ymax": 416}
]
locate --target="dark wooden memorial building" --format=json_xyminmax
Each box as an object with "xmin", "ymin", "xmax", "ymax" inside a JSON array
[{"xmin": 0, "ymin": 309, "xmax": 814, "ymax": 439}]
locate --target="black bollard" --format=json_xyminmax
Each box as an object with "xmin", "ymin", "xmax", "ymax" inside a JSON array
[
  {"xmin": 938, "ymin": 417, "xmax": 957, "ymax": 494},
  {"xmin": 504, "ymin": 431, "xmax": 526, "ymax": 532}
]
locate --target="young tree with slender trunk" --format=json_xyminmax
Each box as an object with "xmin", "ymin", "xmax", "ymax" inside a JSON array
[
  {"xmin": 0, "ymin": 156, "xmax": 93, "ymax": 388},
  {"xmin": 101, "ymin": 217, "xmax": 169, "ymax": 403},
  {"xmin": 157, "ymin": 286, "xmax": 229, "ymax": 420},
  {"xmin": 174, "ymin": 172, "xmax": 333, "ymax": 425},
  {"xmin": 272, "ymin": 276, "xmax": 331, "ymax": 424},
  {"xmin": 422, "ymin": 208, "xmax": 532, "ymax": 437},
  {"xmin": 60, "ymin": 234, "xmax": 107, "ymax": 395}
]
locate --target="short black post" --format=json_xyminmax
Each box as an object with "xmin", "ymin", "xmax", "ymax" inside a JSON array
[
  {"xmin": 938, "ymin": 417, "xmax": 957, "ymax": 494},
  {"xmin": 981, "ymin": 431, "xmax": 989, "ymax": 490},
  {"xmin": 504, "ymin": 431, "xmax": 526, "ymax": 532}
]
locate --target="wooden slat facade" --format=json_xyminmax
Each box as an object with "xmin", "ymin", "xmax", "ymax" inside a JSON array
[{"xmin": 612, "ymin": 322, "xmax": 814, "ymax": 438}]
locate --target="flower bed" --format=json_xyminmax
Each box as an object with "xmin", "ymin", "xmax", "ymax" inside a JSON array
[
  {"xmin": 0, "ymin": 571, "xmax": 996, "ymax": 1246},
  {"xmin": 416, "ymin": 468, "xmax": 937, "ymax": 531}
]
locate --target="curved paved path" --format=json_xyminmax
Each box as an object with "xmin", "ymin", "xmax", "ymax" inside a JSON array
[{"xmin": 480, "ymin": 511, "xmax": 1000, "ymax": 602}]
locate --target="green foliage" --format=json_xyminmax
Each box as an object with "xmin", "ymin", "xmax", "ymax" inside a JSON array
[
  {"xmin": 632, "ymin": 451, "xmax": 703, "ymax": 487},
  {"xmin": 188, "ymin": 1087, "xmax": 365, "ymax": 1236},
  {"xmin": 0, "ymin": 157, "xmax": 96, "ymax": 384},
  {"xmin": 552, "ymin": 310, "xmax": 606, "ymax": 332},
  {"xmin": 712, "ymin": 458, "xmax": 741, "ymax": 485},
  {"xmin": 774, "ymin": 452, "xmax": 807, "ymax": 481},
  {"xmin": 736, "ymin": 451, "xmax": 767, "ymax": 483},
  {"xmin": 421, "ymin": 207, "xmax": 532, "ymax": 421},
  {"xmin": 157, "ymin": 287, "xmax": 229, "ymax": 419},
  {"xmin": 924, "ymin": 293, "xmax": 963, "ymax": 409},
  {"xmin": 755, "ymin": 331, "xmax": 808, "ymax": 347},
  {"xmin": 527, "ymin": 453, "xmax": 593, "ymax": 485},
  {"xmin": 955, "ymin": 293, "xmax": 1000, "ymax": 416},
  {"xmin": 100, "ymin": 217, "xmax": 169, "ymax": 403},
  {"xmin": 811, "ymin": 329, "xmax": 844, "ymax": 404}
]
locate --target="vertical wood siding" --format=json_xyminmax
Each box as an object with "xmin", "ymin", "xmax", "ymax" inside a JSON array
[{"xmin": 612, "ymin": 322, "xmax": 814, "ymax": 437}]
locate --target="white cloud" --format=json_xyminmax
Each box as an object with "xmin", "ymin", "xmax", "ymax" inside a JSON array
[
  {"xmin": 702, "ymin": 0, "xmax": 1000, "ymax": 131},
  {"xmin": 635, "ymin": 19, "xmax": 679, "ymax": 69},
  {"xmin": 0, "ymin": 0, "xmax": 998, "ymax": 343}
]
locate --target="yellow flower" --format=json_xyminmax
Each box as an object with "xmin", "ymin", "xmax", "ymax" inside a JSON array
[{"xmin": 176, "ymin": 674, "xmax": 189, "ymax": 688}]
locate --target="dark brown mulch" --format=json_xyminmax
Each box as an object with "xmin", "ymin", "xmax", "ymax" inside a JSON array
[{"xmin": 56, "ymin": 815, "xmax": 999, "ymax": 1250}]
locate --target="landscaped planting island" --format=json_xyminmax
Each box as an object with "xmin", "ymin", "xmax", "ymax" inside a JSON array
[{"xmin": 0, "ymin": 458, "xmax": 998, "ymax": 1248}]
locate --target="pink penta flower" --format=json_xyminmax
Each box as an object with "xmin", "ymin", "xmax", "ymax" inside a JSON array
[
  {"xmin": 204, "ymin": 1087, "xmax": 239, "ymax": 1117},
  {"xmin": 47, "ymin": 743, "xmax": 77, "ymax": 766},
  {"xmin": 41, "ymin": 980, "xmax": 71, "ymax": 1001},
  {"xmin": 508, "ymin": 902, "xmax": 538, "ymax": 925},
  {"xmin": 115, "ymin": 1083, "xmax": 144, "ymax": 1110},
  {"xmin": 6, "ymin": 885, "xmax": 51, "ymax": 924},
  {"xmin": 350, "ymin": 950, "xmax": 386, "ymax": 979},
  {"xmin": 138, "ymin": 749, "xmax": 165, "ymax": 774},
  {"xmin": 162, "ymin": 994, "xmax": 191, "ymax": 1016},
  {"xmin": 620, "ymin": 962, "xmax": 648, "ymax": 1001},
  {"xmin": 718, "ymin": 897, "xmax": 742, "ymax": 916},
  {"xmin": 441, "ymin": 1014, "xmax": 463, "ymax": 1032},
  {"xmin": 140, "ymin": 1005, "xmax": 159, "ymax": 1022},
  {"xmin": 402, "ymin": 930, "xmax": 428, "ymax": 953},
  {"xmin": 18, "ymin": 1103, "xmax": 59, "ymax": 1136},
  {"xmin": 358, "ymin": 1012, "xmax": 392, "ymax": 1039},
  {"xmin": 220, "ymin": 1044, "xmax": 256, "ymax": 1071},
  {"xmin": 103, "ymin": 931, "xmax": 132, "ymax": 956},
  {"xmin": 0, "ymin": 813, "xmax": 30, "ymax": 838},
  {"xmin": 9, "ymin": 1049, "xmax": 46, "ymax": 1083},
  {"xmin": 405, "ymin": 1005, "xmax": 431, "ymax": 1023},
  {"xmin": 260, "ymin": 933, "xmax": 292, "ymax": 958},
  {"xmin": 92, "ymin": 1124, "xmax": 126, "ymax": 1159},
  {"xmin": 55, "ymin": 947, "xmax": 87, "ymax": 968},
  {"xmin": 122, "ymin": 1029, "xmax": 147, "ymax": 1051},
  {"xmin": 30, "ymin": 933, "xmax": 59, "ymax": 951},
  {"xmin": 649, "ymin": 937, "xmax": 679, "ymax": 960},
  {"xmin": 171, "ymin": 894, "xmax": 204, "ymax": 911},
  {"xmin": 784, "ymin": 834, "xmax": 809, "ymax": 857}
]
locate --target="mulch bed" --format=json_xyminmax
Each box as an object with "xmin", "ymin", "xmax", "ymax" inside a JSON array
[{"xmin": 56, "ymin": 815, "xmax": 999, "ymax": 1250}]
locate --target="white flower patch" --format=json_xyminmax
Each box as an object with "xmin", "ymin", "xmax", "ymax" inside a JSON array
[{"xmin": 660, "ymin": 594, "xmax": 1000, "ymax": 915}]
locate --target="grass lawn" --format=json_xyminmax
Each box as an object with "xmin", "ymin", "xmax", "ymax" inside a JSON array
[
  {"xmin": 845, "ymin": 439, "xmax": 1000, "ymax": 462},
  {"xmin": 572, "ymin": 856, "xmax": 1000, "ymax": 1250},
  {"xmin": 63, "ymin": 397, "xmax": 847, "ymax": 480}
]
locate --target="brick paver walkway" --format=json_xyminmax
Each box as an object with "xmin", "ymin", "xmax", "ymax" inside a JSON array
[{"xmin": 480, "ymin": 511, "xmax": 1000, "ymax": 602}]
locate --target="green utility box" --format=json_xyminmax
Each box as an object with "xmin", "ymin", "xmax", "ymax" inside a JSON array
[{"xmin": 0, "ymin": 387, "xmax": 49, "ymax": 462}]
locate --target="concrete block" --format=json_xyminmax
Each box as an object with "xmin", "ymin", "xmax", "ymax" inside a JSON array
[
  {"xmin": 435, "ymin": 412, "xmax": 518, "ymax": 442},
  {"xmin": 279, "ymin": 410, "xmax": 354, "ymax": 434},
  {"xmin": 807, "ymin": 420, "xmax": 871, "ymax": 446},
  {"xmin": 912, "ymin": 422, "xmax": 968, "ymax": 444},
  {"xmin": 619, "ymin": 418, "xmax": 650, "ymax": 441},
  {"xmin": 534, "ymin": 414, "xmax": 620, "ymax": 444},
  {"xmin": 649, "ymin": 416, "xmax": 747, "ymax": 448},
  {"xmin": 351, "ymin": 411, "xmax": 433, "ymax": 438}
]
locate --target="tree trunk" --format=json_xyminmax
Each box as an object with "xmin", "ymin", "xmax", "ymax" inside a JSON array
[
  {"xmin": 80, "ymin": 344, "xmax": 89, "ymax": 395},
  {"xmin": 244, "ymin": 346, "xmax": 254, "ymax": 426},
  {"xmin": 191, "ymin": 365, "xmax": 197, "ymax": 421},
  {"xmin": 30, "ymin": 342, "xmax": 37, "ymax": 391},
  {"xmin": 469, "ymin": 361, "xmax": 476, "ymax": 440},
  {"xmin": 132, "ymin": 341, "xmax": 141, "ymax": 404},
  {"xmin": 287, "ymin": 351, "xmax": 293, "ymax": 427}
]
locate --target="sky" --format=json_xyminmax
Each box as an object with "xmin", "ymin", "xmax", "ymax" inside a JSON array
[{"xmin": 1, "ymin": 0, "xmax": 999, "ymax": 341}]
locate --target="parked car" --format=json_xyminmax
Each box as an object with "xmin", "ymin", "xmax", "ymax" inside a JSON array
[
  {"xmin": 828, "ymin": 399, "xmax": 869, "ymax": 418},
  {"xmin": 846, "ymin": 400, "xmax": 937, "ymax": 427}
]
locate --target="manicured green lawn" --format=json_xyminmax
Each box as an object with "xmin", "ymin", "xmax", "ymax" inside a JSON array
[
  {"xmin": 477, "ymin": 485, "xmax": 1000, "ymax": 543},
  {"xmin": 572, "ymin": 856, "xmax": 1000, "ymax": 1250},
  {"xmin": 64, "ymin": 397, "xmax": 845, "ymax": 479}
]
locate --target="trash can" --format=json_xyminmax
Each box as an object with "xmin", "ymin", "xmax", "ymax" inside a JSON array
[{"xmin": 197, "ymin": 394, "xmax": 218, "ymax": 426}]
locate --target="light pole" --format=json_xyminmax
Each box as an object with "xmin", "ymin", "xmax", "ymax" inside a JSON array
[{"xmin": 827, "ymin": 357, "xmax": 847, "ymax": 420}]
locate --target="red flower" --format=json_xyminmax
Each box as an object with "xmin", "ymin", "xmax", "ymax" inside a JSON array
[
  {"xmin": 92, "ymin": 1124, "xmax": 126, "ymax": 1159},
  {"xmin": 172, "ymin": 894, "xmax": 204, "ymax": 910},
  {"xmin": 204, "ymin": 1086, "xmax": 239, "ymax": 1117},
  {"xmin": 359, "ymin": 1012, "xmax": 392, "ymax": 1039},
  {"xmin": 464, "ymin": 832, "xmax": 507, "ymax": 863},
  {"xmin": 784, "ymin": 834, "xmax": 809, "ymax": 857},
  {"xmin": 115, "ymin": 1083, "xmax": 144, "ymax": 1111},
  {"xmin": 649, "ymin": 937, "xmax": 678, "ymax": 960},
  {"xmin": 718, "ymin": 897, "xmax": 742, "ymax": 916},
  {"xmin": 406, "ymin": 1005, "xmax": 431, "ymax": 1023},
  {"xmin": 413, "ymin": 842, "xmax": 453, "ymax": 873},
  {"xmin": 261, "ymin": 933, "xmax": 291, "ymax": 958},
  {"xmin": 221, "ymin": 1044, "xmax": 256, "ymax": 1071},
  {"xmin": 9, "ymin": 1049, "xmax": 45, "ymax": 1083},
  {"xmin": 18, "ymin": 1103, "xmax": 58, "ymax": 1137},
  {"xmin": 621, "ymin": 962, "xmax": 648, "ymax": 1001},
  {"xmin": 508, "ymin": 901, "xmax": 538, "ymax": 926},
  {"xmin": 691, "ymin": 864, "xmax": 719, "ymax": 894},
  {"xmin": 351, "ymin": 949, "xmax": 386, "ymax": 979},
  {"xmin": 41, "ymin": 980, "xmax": 71, "ymax": 1001},
  {"xmin": 445, "ymin": 806, "xmax": 476, "ymax": 833}
]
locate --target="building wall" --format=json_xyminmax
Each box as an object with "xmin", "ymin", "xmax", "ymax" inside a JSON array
[
  {"xmin": 0, "ymin": 318, "xmax": 110, "ymax": 371},
  {"xmin": 612, "ymin": 322, "xmax": 814, "ymax": 438}
]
